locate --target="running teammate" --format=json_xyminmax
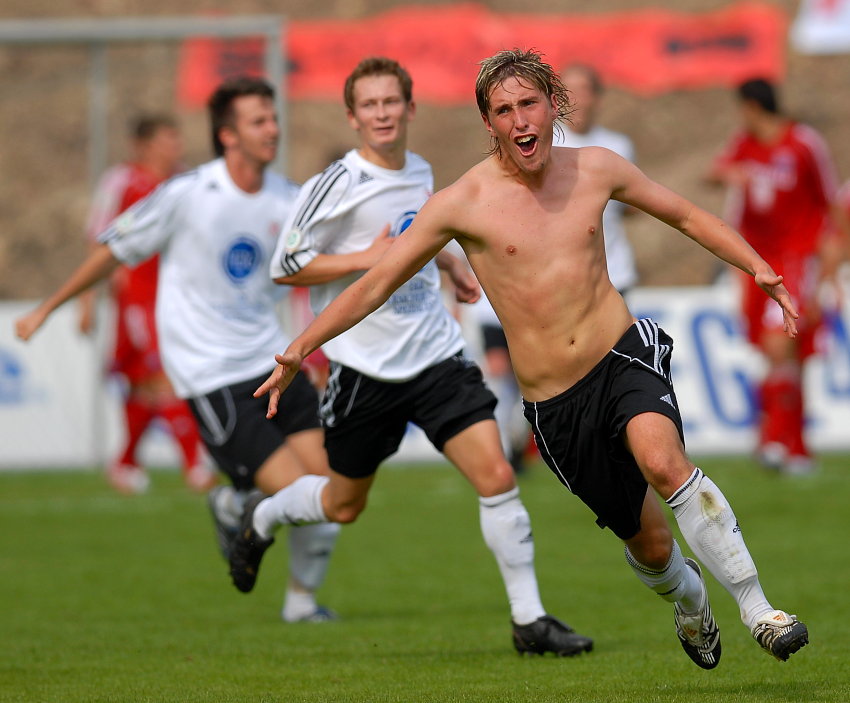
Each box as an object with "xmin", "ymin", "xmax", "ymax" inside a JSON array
[
  {"xmin": 15, "ymin": 77, "xmax": 341, "ymax": 624},
  {"xmin": 253, "ymin": 50, "xmax": 809, "ymax": 667}
]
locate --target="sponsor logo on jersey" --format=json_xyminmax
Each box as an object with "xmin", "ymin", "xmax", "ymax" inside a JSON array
[
  {"xmin": 223, "ymin": 236, "xmax": 262, "ymax": 284},
  {"xmin": 284, "ymin": 227, "xmax": 303, "ymax": 253},
  {"xmin": 115, "ymin": 211, "xmax": 135, "ymax": 234},
  {"xmin": 392, "ymin": 210, "xmax": 418, "ymax": 238}
]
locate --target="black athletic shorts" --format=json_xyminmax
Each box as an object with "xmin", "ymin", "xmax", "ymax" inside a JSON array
[
  {"xmin": 522, "ymin": 319, "xmax": 685, "ymax": 540},
  {"xmin": 188, "ymin": 371, "xmax": 321, "ymax": 491},
  {"xmin": 320, "ymin": 353, "xmax": 497, "ymax": 478}
]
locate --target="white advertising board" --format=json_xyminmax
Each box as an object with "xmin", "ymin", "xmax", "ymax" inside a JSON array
[{"xmin": 2, "ymin": 281, "xmax": 849, "ymax": 470}]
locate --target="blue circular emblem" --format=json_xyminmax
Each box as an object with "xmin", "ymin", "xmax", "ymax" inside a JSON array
[
  {"xmin": 393, "ymin": 210, "xmax": 418, "ymax": 237},
  {"xmin": 223, "ymin": 236, "xmax": 262, "ymax": 283}
]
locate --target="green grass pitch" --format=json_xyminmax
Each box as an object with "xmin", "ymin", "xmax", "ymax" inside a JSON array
[{"xmin": 1, "ymin": 455, "xmax": 848, "ymax": 703}]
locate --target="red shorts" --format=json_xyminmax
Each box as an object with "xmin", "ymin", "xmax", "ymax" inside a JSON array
[
  {"xmin": 111, "ymin": 301, "xmax": 163, "ymax": 384},
  {"xmin": 740, "ymin": 254, "xmax": 818, "ymax": 359}
]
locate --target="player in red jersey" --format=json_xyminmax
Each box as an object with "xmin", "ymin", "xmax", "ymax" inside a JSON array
[
  {"xmin": 80, "ymin": 115, "xmax": 214, "ymax": 494},
  {"xmin": 709, "ymin": 79, "xmax": 849, "ymax": 474}
]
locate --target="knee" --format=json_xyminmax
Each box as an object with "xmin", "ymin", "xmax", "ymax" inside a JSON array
[
  {"xmin": 472, "ymin": 459, "xmax": 517, "ymax": 497},
  {"xmin": 639, "ymin": 451, "xmax": 694, "ymax": 500},
  {"xmin": 324, "ymin": 498, "xmax": 366, "ymax": 525}
]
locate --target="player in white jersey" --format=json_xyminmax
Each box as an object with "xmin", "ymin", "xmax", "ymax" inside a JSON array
[
  {"xmin": 553, "ymin": 64, "xmax": 638, "ymax": 295},
  {"xmin": 228, "ymin": 57, "xmax": 594, "ymax": 657},
  {"xmin": 15, "ymin": 77, "xmax": 341, "ymax": 624}
]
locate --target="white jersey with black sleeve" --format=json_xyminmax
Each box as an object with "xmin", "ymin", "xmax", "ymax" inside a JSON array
[
  {"xmin": 553, "ymin": 124, "xmax": 638, "ymax": 292},
  {"xmin": 99, "ymin": 157, "xmax": 297, "ymax": 398},
  {"xmin": 270, "ymin": 149, "xmax": 465, "ymax": 381}
]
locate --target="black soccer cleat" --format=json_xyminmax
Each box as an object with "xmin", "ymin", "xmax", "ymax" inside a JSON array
[
  {"xmin": 751, "ymin": 611, "xmax": 809, "ymax": 661},
  {"xmin": 674, "ymin": 559, "xmax": 721, "ymax": 670},
  {"xmin": 207, "ymin": 485, "xmax": 239, "ymax": 560},
  {"xmin": 512, "ymin": 615, "xmax": 594, "ymax": 657},
  {"xmin": 228, "ymin": 491, "xmax": 274, "ymax": 593}
]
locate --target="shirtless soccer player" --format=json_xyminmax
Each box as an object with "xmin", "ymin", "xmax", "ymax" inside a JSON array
[{"xmin": 250, "ymin": 50, "xmax": 809, "ymax": 667}]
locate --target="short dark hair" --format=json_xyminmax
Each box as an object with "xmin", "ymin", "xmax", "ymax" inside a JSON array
[
  {"xmin": 737, "ymin": 78, "xmax": 779, "ymax": 115},
  {"xmin": 343, "ymin": 57, "xmax": 413, "ymax": 112},
  {"xmin": 207, "ymin": 76, "xmax": 275, "ymax": 157},
  {"xmin": 130, "ymin": 114, "xmax": 177, "ymax": 142}
]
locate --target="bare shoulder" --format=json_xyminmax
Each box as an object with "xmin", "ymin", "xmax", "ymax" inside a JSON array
[
  {"xmin": 427, "ymin": 159, "xmax": 491, "ymax": 211},
  {"xmin": 573, "ymin": 145, "xmax": 629, "ymax": 171},
  {"xmin": 564, "ymin": 145, "xmax": 643, "ymax": 194}
]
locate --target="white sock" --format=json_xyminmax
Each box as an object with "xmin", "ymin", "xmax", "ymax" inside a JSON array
[
  {"xmin": 625, "ymin": 540, "xmax": 703, "ymax": 613},
  {"xmin": 253, "ymin": 475, "xmax": 330, "ymax": 539},
  {"xmin": 479, "ymin": 487, "xmax": 546, "ymax": 625},
  {"xmin": 288, "ymin": 522, "xmax": 341, "ymax": 591},
  {"xmin": 492, "ymin": 376, "xmax": 522, "ymax": 456},
  {"xmin": 667, "ymin": 468, "xmax": 774, "ymax": 628},
  {"xmin": 281, "ymin": 588, "xmax": 318, "ymax": 623}
]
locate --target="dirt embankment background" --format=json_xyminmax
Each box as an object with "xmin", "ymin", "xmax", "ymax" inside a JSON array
[{"xmin": 2, "ymin": 0, "xmax": 849, "ymax": 299}]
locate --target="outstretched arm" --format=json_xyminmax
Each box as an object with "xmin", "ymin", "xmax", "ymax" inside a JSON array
[
  {"xmin": 612, "ymin": 156, "xmax": 799, "ymax": 337},
  {"xmin": 15, "ymin": 243, "xmax": 121, "ymax": 341},
  {"xmin": 256, "ymin": 192, "xmax": 457, "ymax": 417}
]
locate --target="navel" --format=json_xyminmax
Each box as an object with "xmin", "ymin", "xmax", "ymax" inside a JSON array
[{"xmin": 506, "ymin": 245, "xmax": 517, "ymax": 255}]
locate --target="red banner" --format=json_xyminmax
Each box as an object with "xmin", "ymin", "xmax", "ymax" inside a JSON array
[{"xmin": 177, "ymin": 2, "xmax": 787, "ymax": 108}]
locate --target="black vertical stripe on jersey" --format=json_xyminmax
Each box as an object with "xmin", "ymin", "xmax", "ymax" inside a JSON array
[{"xmin": 292, "ymin": 161, "xmax": 348, "ymax": 230}]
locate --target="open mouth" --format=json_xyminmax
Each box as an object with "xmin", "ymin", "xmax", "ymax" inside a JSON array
[{"xmin": 515, "ymin": 134, "xmax": 537, "ymax": 156}]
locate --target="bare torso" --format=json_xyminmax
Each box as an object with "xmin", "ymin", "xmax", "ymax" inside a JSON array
[{"xmin": 447, "ymin": 146, "xmax": 635, "ymax": 401}]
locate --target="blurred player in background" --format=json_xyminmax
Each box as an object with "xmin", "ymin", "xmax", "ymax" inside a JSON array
[
  {"xmin": 254, "ymin": 49, "xmax": 810, "ymax": 668},
  {"xmin": 79, "ymin": 114, "xmax": 213, "ymax": 495},
  {"xmin": 231, "ymin": 56, "xmax": 594, "ymax": 657},
  {"xmin": 470, "ymin": 289, "xmax": 529, "ymax": 474},
  {"xmin": 15, "ymin": 78, "xmax": 341, "ymax": 624},
  {"xmin": 555, "ymin": 64, "xmax": 638, "ymax": 296},
  {"xmin": 708, "ymin": 78, "xmax": 849, "ymax": 475}
]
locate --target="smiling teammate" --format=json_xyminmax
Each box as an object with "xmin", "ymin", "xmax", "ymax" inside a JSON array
[
  {"xmin": 251, "ymin": 50, "xmax": 809, "ymax": 666},
  {"xmin": 228, "ymin": 56, "xmax": 594, "ymax": 657},
  {"xmin": 15, "ymin": 77, "xmax": 341, "ymax": 624}
]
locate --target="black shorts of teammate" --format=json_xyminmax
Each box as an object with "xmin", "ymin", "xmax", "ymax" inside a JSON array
[
  {"xmin": 523, "ymin": 319, "xmax": 685, "ymax": 541},
  {"xmin": 481, "ymin": 323, "xmax": 508, "ymax": 352},
  {"xmin": 320, "ymin": 353, "xmax": 497, "ymax": 478},
  {"xmin": 188, "ymin": 371, "xmax": 321, "ymax": 491}
]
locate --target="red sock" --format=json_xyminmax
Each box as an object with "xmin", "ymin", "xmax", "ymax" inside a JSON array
[
  {"xmin": 119, "ymin": 396, "xmax": 155, "ymax": 467},
  {"xmin": 157, "ymin": 398, "xmax": 202, "ymax": 472},
  {"xmin": 759, "ymin": 365, "xmax": 808, "ymax": 457}
]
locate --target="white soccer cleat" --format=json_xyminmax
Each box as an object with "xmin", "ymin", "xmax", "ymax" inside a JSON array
[{"xmin": 751, "ymin": 610, "xmax": 809, "ymax": 661}]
